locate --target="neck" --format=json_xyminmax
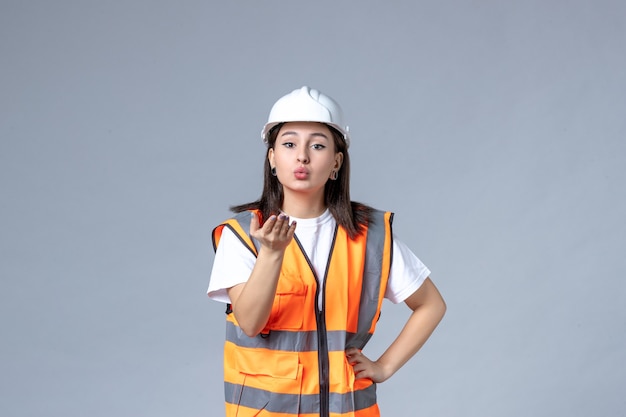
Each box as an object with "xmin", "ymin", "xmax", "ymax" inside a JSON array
[{"xmin": 282, "ymin": 190, "xmax": 327, "ymax": 219}]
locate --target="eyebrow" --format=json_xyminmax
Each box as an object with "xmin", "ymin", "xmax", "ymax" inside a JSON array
[{"xmin": 280, "ymin": 131, "xmax": 330, "ymax": 140}]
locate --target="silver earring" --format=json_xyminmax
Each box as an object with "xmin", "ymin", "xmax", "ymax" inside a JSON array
[
  {"xmin": 330, "ymin": 170, "xmax": 338, "ymax": 180},
  {"xmin": 271, "ymin": 167, "xmax": 277, "ymax": 176}
]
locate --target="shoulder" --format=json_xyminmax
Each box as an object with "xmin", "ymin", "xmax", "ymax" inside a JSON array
[
  {"xmin": 350, "ymin": 202, "xmax": 393, "ymax": 224},
  {"xmin": 213, "ymin": 209, "xmax": 259, "ymax": 233},
  {"xmin": 212, "ymin": 209, "xmax": 260, "ymax": 255},
  {"xmin": 370, "ymin": 208, "xmax": 393, "ymax": 219},
  {"xmin": 364, "ymin": 206, "xmax": 394, "ymax": 227}
]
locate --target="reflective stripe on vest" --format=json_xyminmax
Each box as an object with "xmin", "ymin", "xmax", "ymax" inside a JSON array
[{"xmin": 212, "ymin": 209, "xmax": 393, "ymax": 417}]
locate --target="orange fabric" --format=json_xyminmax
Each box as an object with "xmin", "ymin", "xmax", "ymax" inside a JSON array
[{"xmin": 214, "ymin": 209, "xmax": 392, "ymax": 417}]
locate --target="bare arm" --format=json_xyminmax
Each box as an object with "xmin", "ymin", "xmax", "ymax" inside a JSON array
[
  {"xmin": 226, "ymin": 213, "xmax": 296, "ymax": 337},
  {"xmin": 346, "ymin": 277, "xmax": 446, "ymax": 382}
]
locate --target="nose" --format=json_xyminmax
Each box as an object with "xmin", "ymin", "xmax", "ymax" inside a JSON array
[{"xmin": 297, "ymin": 148, "xmax": 309, "ymax": 164}]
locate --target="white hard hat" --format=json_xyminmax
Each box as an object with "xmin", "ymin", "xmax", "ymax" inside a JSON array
[{"xmin": 261, "ymin": 86, "xmax": 350, "ymax": 146}]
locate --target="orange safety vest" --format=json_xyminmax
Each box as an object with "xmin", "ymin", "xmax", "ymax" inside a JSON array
[{"xmin": 212, "ymin": 209, "xmax": 394, "ymax": 417}]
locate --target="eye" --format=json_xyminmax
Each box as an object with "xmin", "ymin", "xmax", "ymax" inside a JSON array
[
  {"xmin": 282, "ymin": 142, "xmax": 295, "ymax": 148},
  {"xmin": 311, "ymin": 144, "xmax": 326, "ymax": 150}
]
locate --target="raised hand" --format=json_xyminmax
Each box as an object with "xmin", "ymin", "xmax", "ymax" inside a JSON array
[{"xmin": 250, "ymin": 213, "xmax": 297, "ymax": 252}]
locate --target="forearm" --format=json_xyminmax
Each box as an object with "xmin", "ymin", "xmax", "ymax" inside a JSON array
[
  {"xmin": 227, "ymin": 213, "xmax": 297, "ymax": 337},
  {"xmin": 376, "ymin": 297, "xmax": 446, "ymax": 380},
  {"xmin": 231, "ymin": 248, "xmax": 284, "ymax": 336},
  {"xmin": 373, "ymin": 278, "xmax": 446, "ymax": 381}
]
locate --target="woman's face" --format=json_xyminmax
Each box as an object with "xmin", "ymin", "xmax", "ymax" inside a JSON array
[{"xmin": 268, "ymin": 122, "xmax": 343, "ymax": 199}]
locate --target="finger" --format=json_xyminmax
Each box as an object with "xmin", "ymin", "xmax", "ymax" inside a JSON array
[
  {"xmin": 262, "ymin": 215, "xmax": 277, "ymax": 232},
  {"xmin": 286, "ymin": 220, "xmax": 297, "ymax": 238},
  {"xmin": 351, "ymin": 357, "xmax": 366, "ymax": 367},
  {"xmin": 277, "ymin": 214, "xmax": 291, "ymax": 233},
  {"xmin": 273, "ymin": 214, "xmax": 291, "ymax": 236},
  {"xmin": 249, "ymin": 212, "xmax": 260, "ymax": 234},
  {"xmin": 354, "ymin": 370, "xmax": 371, "ymax": 380},
  {"xmin": 347, "ymin": 354, "xmax": 361, "ymax": 366},
  {"xmin": 346, "ymin": 348, "xmax": 361, "ymax": 360},
  {"xmin": 352, "ymin": 363, "xmax": 370, "ymax": 377},
  {"xmin": 353, "ymin": 364, "xmax": 366, "ymax": 374}
]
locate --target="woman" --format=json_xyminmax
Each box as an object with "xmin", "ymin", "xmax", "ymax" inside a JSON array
[{"xmin": 208, "ymin": 86, "xmax": 446, "ymax": 417}]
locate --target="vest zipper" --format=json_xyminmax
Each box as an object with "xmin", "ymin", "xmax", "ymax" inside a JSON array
[
  {"xmin": 294, "ymin": 227, "xmax": 338, "ymax": 417},
  {"xmin": 316, "ymin": 308, "xmax": 330, "ymax": 417}
]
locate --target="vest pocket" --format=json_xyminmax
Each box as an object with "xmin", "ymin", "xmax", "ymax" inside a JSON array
[
  {"xmin": 234, "ymin": 348, "xmax": 303, "ymax": 415},
  {"xmin": 268, "ymin": 273, "xmax": 308, "ymax": 330}
]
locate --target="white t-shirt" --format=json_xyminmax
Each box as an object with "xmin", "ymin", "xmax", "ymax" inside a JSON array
[{"xmin": 207, "ymin": 209, "xmax": 430, "ymax": 308}]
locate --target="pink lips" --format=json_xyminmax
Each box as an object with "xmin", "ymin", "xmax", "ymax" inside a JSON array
[{"xmin": 294, "ymin": 167, "xmax": 309, "ymax": 179}]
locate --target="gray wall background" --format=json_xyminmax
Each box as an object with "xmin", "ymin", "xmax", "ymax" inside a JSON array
[{"xmin": 1, "ymin": 1, "xmax": 624, "ymax": 416}]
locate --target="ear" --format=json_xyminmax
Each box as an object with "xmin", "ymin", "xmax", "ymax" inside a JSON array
[
  {"xmin": 268, "ymin": 148, "xmax": 275, "ymax": 169},
  {"xmin": 334, "ymin": 152, "xmax": 344, "ymax": 171}
]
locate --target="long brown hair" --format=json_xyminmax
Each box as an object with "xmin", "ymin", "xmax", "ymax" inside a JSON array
[{"xmin": 230, "ymin": 123, "xmax": 373, "ymax": 239}]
